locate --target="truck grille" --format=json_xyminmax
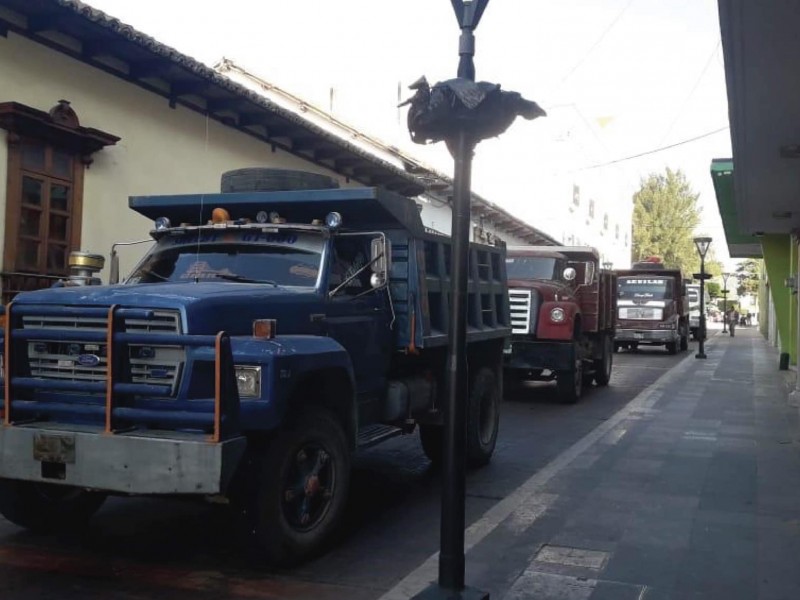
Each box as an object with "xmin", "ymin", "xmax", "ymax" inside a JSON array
[
  {"xmin": 22, "ymin": 310, "xmax": 184, "ymax": 394},
  {"xmin": 509, "ymin": 289, "xmax": 533, "ymax": 334}
]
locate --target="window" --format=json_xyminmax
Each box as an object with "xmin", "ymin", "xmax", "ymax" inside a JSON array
[
  {"xmin": 588, "ymin": 199, "xmax": 595, "ymax": 219},
  {"xmin": 572, "ymin": 184, "xmax": 580, "ymax": 206},
  {"xmin": 0, "ymin": 101, "xmax": 118, "ymax": 302},
  {"xmin": 329, "ymin": 236, "xmax": 372, "ymax": 296},
  {"xmin": 603, "ymin": 213, "xmax": 609, "ymax": 230},
  {"xmin": 615, "ymin": 224, "xmax": 620, "ymax": 239},
  {"xmin": 15, "ymin": 141, "xmax": 76, "ymax": 275}
]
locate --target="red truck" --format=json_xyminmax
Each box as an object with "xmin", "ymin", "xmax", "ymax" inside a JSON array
[
  {"xmin": 503, "ymin": 246, "xmax": 617, "ymax": 403},
  {"xmin": 614, "ymin": 259, "xmax": 690, "ymax": 354}
]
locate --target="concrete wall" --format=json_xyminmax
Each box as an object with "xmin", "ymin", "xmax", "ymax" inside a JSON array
[
  {"xmin": 761, "ymin": 234, "xmax": 796, "ymax": 364},
  {"xmin": 0, "ymin": 32, "xmax": 358, "ymax": 279}
]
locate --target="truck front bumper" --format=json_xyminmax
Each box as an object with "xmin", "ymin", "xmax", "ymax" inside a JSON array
[
  {"xmin": 0, "ymin": 424, "xmax": 247, "ymax": 495},
  {"xmin": 615, "ymin": 328, "xmax": 678, "ymax": 344},
  {"xmin": 504, "ymin": 339, "xmax": 575, "ymax": 372}
]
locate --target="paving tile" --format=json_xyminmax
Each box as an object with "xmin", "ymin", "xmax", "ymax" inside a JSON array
[
  {"xmin": 600, "ymin": 543, "xmax": 683, "ymax": 588},
  {"xmin": 588, "ymin": 580, "xmax": 645, "ymax": 600}
]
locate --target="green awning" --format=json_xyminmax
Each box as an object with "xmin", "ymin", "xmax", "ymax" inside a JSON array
[{"xmin": 711, "ymin": 159, "xmax": 763, "ymax": 258}]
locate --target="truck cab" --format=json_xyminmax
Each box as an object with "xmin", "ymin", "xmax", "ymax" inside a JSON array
[
  {"xmin": 503, "ymin": 246, "xmax": 617, "ymax": 403},
  {"xmin": 0, "ymin": 171, "xmax": 509, "ymax": 565},
  {"xmin": 614, "ymin": 259, "xmax": 690, "ymax": 354}
]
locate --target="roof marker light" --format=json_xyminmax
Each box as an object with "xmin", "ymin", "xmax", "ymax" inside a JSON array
[
  {"xmin": 154, "ymin": 217, "xmax": 171, "ymax": 230},
  {"xmin": 211, "ymin": 207, "xmax": 230, "ymax": 224},
  {"xmin": 325, "ymin": 212, "xmax": 343, "ymax": 229},
  {"xmin": 256, "ymin": 210, "xmax": 269, "ymax": 224}
]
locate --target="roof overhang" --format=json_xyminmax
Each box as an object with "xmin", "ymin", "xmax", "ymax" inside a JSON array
[
  {"xmin": 710, "ymin": 158, "xmax": 762, "ymax": 258},
  {"xmin": 718, "ymin": 1, "xmax": 800, "ymax": 236},
  {"xmin": 0, "ymin": 0, "xmax": 424, "ymax": 196}
]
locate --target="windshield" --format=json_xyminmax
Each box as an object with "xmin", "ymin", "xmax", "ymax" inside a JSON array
[
  {"xmin": 127, "ymin": 229, "xmax": 324, "ymax": 286},
  {"xmin": 618, "ymin": 277, "xmax": 673, "ymax": 300},
  {"xmin": 506, "ymin": 256, "xmax": 559, "ymax": 280}
]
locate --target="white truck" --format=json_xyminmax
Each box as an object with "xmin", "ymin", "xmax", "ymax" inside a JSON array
[{"xmin": 687, "ymin": 283, "xmax": 710, "ymax": 340}]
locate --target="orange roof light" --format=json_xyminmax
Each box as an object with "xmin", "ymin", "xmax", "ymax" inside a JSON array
[{"xmin": 211, "ymin": 207, "xmax": 230, "ymax": 224}]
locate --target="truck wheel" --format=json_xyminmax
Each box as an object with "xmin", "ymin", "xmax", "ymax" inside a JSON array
[
  {"xmin": 593, "ymin": 335, "xmax": 613, "ymax": 386},
  {"xmin": 556, "ymin": 354, "xmax": 583, "ymax": 404},
  {"xmin": 221, "ymin": 168, "xmax": 339, "ymax": 193},
  {"xmin": 419, "ymin": 424, "xmax": 443, "ymax": 465},
  {"xmin": 467, "ymin": 367, "xmax": 500, "ymax": 467},
  {"xmin": 419, "ymin": 367, "xmax": 500, "ymax": 468},
  {"xmin": 666, "ymin": 341, "xmax": 678, "ymax": 354},
  {"xmin": 679, "ymin": 334, "xmax": 689, "ymax": 352},
  {"xmin": 246, "ymin": 409, "xmax": 350, "ymax": 566},
  {"xmin": 0, "ymin": 480, "xmax": 106, "ymax": 533}
]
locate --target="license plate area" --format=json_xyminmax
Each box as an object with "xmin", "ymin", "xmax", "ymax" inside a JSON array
[{"xmin": 33, "ymin": 433, "xmax": 76, "ymax": 464}]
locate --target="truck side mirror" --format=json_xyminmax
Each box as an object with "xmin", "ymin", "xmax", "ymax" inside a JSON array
[
  {"xmin": 370, "ymin": 236, "xmax": 391, "ymax": 288},
  {"xmin": 109, "ymin": 248, "xmax": 120, "ymax": 285},
  {"xmin": 563, "ymin": 267, "xmax": 577, "ymax": 281},
  {"xmin": 584, "ymin": 261, "xmax": 596, "ymax": 284}
]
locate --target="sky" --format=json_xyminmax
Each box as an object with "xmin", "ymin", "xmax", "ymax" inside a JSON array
[{"xmin": 84, "ymin": 0, "xmax": 735, "ymax": 267}]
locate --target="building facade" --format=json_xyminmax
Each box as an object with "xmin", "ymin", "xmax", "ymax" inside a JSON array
[{"xmin": 0, "ymin": 0, "xmax": 555, "ymax": 302}]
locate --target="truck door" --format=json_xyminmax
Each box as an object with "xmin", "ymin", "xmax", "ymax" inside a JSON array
[{"xmin": 325, "ymin": 235, "xmax": 392, "ymax": 423}]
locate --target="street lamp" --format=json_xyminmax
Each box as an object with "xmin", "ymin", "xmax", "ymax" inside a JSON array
[
  {"xmin": 603, "ymin": 261, "xmax": 613, "ymax": 270},
  {"xmin": 693, "ymin": 236, "xmax": 712, "ymax": 359},
  {"xmin": 721, "ymin": 272, "xmax": 732, "ymax": 333}
]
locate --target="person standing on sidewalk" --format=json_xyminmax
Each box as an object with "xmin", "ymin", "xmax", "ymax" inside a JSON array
[{"xmin": 728, "ymin": 308, "xmax": 738, "ymax": 337}]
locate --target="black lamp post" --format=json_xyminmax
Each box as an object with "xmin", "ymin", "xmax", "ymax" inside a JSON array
[
  {"xmin": 402, "ymin": 4, "xmax": 544, "ymax": 597},
  {"xmin": 693, "ymin": 236, "xmax": 712, "ymax": 359},
  {"xmin": 721, "ymin": 272, "xmax": 731, "ymax": 333}
]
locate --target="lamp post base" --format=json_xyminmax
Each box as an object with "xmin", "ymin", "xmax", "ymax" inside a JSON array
[
  {"xmin": 412, "ymin": 584, "xmax": 490, "ymax": 600},
  {"xmin": 695, "ymin": 352, "xmax": 707, "ymax": 359}
]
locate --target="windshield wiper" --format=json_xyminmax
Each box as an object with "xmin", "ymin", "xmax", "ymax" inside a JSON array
[{"xmin": 211, "ymin": 273, "xmax": 279, "ymax": 286}]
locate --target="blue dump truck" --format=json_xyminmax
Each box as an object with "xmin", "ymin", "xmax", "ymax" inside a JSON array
[{"xmin": 0, "ymin": 170, "xmax": 509, "ymax": 565}]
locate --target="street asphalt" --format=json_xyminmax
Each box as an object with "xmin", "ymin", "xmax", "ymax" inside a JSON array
[{"xmin": 1, "ymin": 329, "xmax": 745, "ymax": 599}]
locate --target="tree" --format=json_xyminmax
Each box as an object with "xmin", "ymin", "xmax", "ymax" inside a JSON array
[
  {"xmin": 736, "ymin": 258, "xmax": 761, "ymax": 297},
  {"xmin": 706, "ymin": 281, "xmax": 721, "ymax": 299},
  {"xmin": 632, "ymin": 168, "xmax": 703, "ymax": 276}
]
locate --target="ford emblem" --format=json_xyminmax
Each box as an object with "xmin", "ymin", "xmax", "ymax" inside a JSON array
[{"xmin": 76, "ymin": 354, "xmax": 101, "ymax": 367}]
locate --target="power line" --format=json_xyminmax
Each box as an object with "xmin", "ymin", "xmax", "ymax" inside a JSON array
[
  {"xmin": 559, "ymin": 0, "xmax": 637, "ymax": 85},
  {"xmin": 576, "ymin": 126, "xmax": 730, "ymax": 171},
  {"xmin": 658, "ymin": 40, "xmax": 721, "ymax": 146}
]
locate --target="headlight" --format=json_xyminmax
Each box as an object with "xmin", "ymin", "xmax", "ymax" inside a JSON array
[
  {"xmin": 550, "ymin": 307, "xmax": 566, "ymax": 323},
  {"xmin": 235, "ymin": 366, "xmax": 262, "ymax": 398}
]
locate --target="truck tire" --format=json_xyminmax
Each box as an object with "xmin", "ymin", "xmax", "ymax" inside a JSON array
[
  {"xmin": 221, "ymin": 168, "xmax": 339, "ymax": 193},
  {"xmin": 666, "ymin": 341, "xmax": 678, "ymax": 355},
  {"xmin": 0, "ymin": 480, "xmax": 106, "ymax": 533},
  {"xmin": 244, "ymin": 409, "xmax": 350, "ymax": 566},
  {"xmin": 419, "ymin": 367, "xmax": 500, "ymax": 468},
  {"xmin": 466, "ymin": 367, "xmax": 500, "ymax": 467},
  {"xmin": 679, "ymin": 333, "xmax": 689, "ymax": 352},
  {"xmin": 556, "ymin": 350, "xmax": 583, "ymax": 404},
  {"xmin": 593, "ymin": 335, "xmax": 613, "ymax": 387}
]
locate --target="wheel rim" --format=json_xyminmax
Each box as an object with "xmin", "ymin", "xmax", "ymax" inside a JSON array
[
  {"xmin": 478, "ymin": 387, "xmax": 497, "ymax": 445},
  {"xmin": 281, "ymin": 443, "xmax": 335, "ymax": 533}
]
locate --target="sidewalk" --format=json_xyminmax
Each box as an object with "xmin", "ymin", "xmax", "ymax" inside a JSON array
[{"xmin": 385, "ymin": 327, "xmax": 800, "ymax": 600}]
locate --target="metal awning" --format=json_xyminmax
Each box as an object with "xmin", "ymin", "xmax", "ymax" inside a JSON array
[{"xmin": 710, "ymin": 159, "xmax": 762, "ymax": 258}]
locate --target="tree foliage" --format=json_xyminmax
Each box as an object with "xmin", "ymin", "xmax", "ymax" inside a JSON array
[
  {"xmin": 632, "ymin": 168, "xmax": 703, "ymax": 276},
  {"xmin": 706, "ymin": 281, "xmax": 721, "ymax": 299},
  {"xmin": 736, "ymin": 258, "xmax": 761, "ymax": 297}
]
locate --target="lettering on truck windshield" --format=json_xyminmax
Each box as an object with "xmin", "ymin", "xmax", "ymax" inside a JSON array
[
  {"xmin": 127, "ymin": 230, "xmax": 324, "ymax": 286},
  {"xmin": 618, "ymin": 277, "xmax": 672, "ymax": 300}
]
